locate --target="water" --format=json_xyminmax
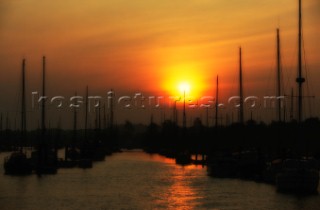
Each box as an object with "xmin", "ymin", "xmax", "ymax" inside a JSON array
[{"xmin": 0, "ymin": 150, "xmax": 319, "ymax": 210}]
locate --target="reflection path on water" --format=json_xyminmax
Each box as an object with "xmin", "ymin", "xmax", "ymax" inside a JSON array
[{"xmin": 0, "ymin": 150, "xmax": 319, "ymax": 210}]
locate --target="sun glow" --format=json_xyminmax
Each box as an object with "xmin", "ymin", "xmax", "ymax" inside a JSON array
[
  {"xmin": 162, "ymin": 63, "xmax": 207, "ymax": 98},
  {"xmin": 178, "ymin": 82, "xmax": 190, "ymax": 94}
]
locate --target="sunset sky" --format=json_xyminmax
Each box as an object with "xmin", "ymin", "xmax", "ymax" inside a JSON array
[{"xmin": 0, "ymin": 0, "xmax": 320, "ymax": 128}]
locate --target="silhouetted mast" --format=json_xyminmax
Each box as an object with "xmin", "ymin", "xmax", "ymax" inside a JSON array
[
  {"xmin": 98, "ymin": 105, "xmax": 101, "ymax": 130},
  {"xmin": 41, "ymin": 56, "xmax": 46, "ymax": 134},
  {"xmin": 21, "ymin": 59, "xmax": 27, "ymax": 146},
  {"xmin": 172, "ymin": 101, "xmax": 176, "ymax": 124},
  {"xmin": 73, "ymin": 92, "xmax": 77, "ymax": 144},
  {"xmin": 239, "ymin": 47, "xmax": 244, "ymax": 124},
  {"xmin": 37, "ymin": 56, "xmax": 46, "ymax": 175},
  {"xmin": 103, "ymin": 104, "xmax": 107, "ymax": 129},
  {"xmin": 172, "ymin": 97, "xmax": 179, "ymax": 125},
  {"xmin": 98, "ymin": 102, "xmax": 101, "ymax": 131},
  {"xmin": 183, "ymin": 90, "xmax": 186, "ymax": 129},
  {"xmin": 84, "ymin": 86, "xmax": 88, "ymax": 139},
  {"xmin": 109, "ymin": 89, "xmax": 114, "ymax": 129},
  {"xmin": 215, "ymin": 75, "xmax": 219, "ymax": 128},
  {"xmin": 276, "ymin": 29, "xmax": 282, "ymax": 122},
  {"xmin": 296, "ymin": 0, "xmax": 305, "ymax": 122}
]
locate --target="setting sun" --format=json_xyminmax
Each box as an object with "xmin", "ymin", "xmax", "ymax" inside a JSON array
[
  {"xmin": 178, "ymin": 82, "xmax": 190, "ymax": 94},
  {"xmin": 162, "ymin": 63, "xmax": 207, "ymax": 98}
]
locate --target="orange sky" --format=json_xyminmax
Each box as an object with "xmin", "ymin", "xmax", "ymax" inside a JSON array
[{"xmin": 0, "ymin": 0, "xmax": 320, "ymax": 127}]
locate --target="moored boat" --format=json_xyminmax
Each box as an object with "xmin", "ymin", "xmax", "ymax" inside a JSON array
[
  {"xmin": 276, "ymin": 159, "xmax": 319, "ymax": 194},
  {"xmin": 4, "ymin": 151, "xmax": 32, "ymax": 175},
  {"xmin": 4, "ymin": 59, "xmax": 32, "ymax": 175}
]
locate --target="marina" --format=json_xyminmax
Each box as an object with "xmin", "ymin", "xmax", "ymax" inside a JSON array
[
  {"xmin": 1, "ymin": 150, "xmax": 319, "ymax": 210},
  {"xmin": 1, "ymin": 0, "xmax": 320, "ymax": 209}
]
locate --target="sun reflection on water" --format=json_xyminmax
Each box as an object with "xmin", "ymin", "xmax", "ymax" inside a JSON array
[{"xmin": 152, "ymin": 164, "xmax": 205, "ymax": 210}]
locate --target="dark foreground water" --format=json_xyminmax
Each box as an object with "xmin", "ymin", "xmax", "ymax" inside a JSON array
[{"xmin": 0, "ymin": 150, "xmax": 319, "ymax": 210}]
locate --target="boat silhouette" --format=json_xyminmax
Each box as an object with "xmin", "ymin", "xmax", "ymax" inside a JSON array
[
  {"xmin": 273, "ymin": 0, "xmax": 319, "ymax": 194},
  {"xmin": 4, "ymin": 59, "xmax": 33, "ymax": 175},
  {"xmin": 276, "ymin": 159, "xmax": 319, "ymax": 193},
  {"xmin": 34, "ymin": 56, "xmax": 58, "ymax": 175}
]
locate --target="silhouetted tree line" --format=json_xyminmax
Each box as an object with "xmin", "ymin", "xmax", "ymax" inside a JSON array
[
  {"xmin": 141, "ymin": 117, "xmax": 320, "ymax": 160},
  {"xmin": 1, "ymin": 118, "xmax": 320, "ymax": 160},
  {"xmin": 0, "ymin": 127, "xmax": 119, "ymax": 152}
]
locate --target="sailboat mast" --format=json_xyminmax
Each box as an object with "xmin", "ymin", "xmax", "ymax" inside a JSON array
[
  {"xmin": 103, "ymin": 103, "xmax": 106, "ymax": 129},
  {"xmin": 37, "ymin": 56, "xmax": 46, "ymax": 175},
  {"xmin": 239, "ymin": 47, "xmax": 244, "ymax": 124},
  {"xmin": 296, "ymin": 0, "xmax": 305, "ymax": 122},
  {"xmin": 20, "ymin": 59, "xmax": 26, "ymax": 151},
  {"xmin": 41, "ymin": 56, "xmax": 46, "ymax": 133},
  {"xmin": 277, "ymin": 29, "xmax": 282, "ymax": 122},
  {"xmin": 172, "ymin": 101, "xmax": 176, "ymax": 124},
  {"xmin": 84, "ymin": 86, "xmax": 88, "ymax": 139},
  {"xmin": 21, "ymin": 59, "xmax": 26, "ymax": 134},
  {"xmin": 110, "ymin": 89, "xmax": 114, "ymax": 129},
  {"xmin": 73, "ymin": 92, "xmax": 77, "ymax": 143},
  {"xmin": 215, "ymin": 75, "xmax": 219, "ymax": 128},
  {"xmin": 98, "ymin": 104, "xmax": 101, "ymax": 130},
  {"xmin": 183, "ymin": 90, "xmax": 186, "ymax": 129}
]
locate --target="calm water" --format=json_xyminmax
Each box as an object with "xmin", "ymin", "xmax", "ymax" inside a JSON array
[{"xmin": 0, "ymin": 150, "xmax": 319, "ymax": 210}]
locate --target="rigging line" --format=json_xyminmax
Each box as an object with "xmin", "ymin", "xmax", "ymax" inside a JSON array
[
  {"xmin": 283, "ymin": 46, "xmax": 296, "ymax": 96},
  {"xmin": 280, "ymin": 37, "xmax": 296, "ymax": 120}
]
